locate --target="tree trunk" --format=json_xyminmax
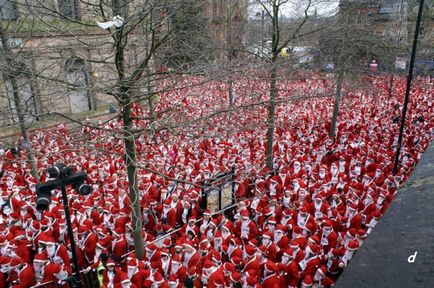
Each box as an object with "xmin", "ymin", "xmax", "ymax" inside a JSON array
[
  {"xmin": 146, "ymin": 65, "xmax": 154, "ymax": 122},
  {"xmin": 329, "ymin": 70, "xmax": 344, "ymax": 138},
  {"xmin": 388, "ymin": 74, "xmax": 394, "ymax": 99},
  {"xmin": 228, "ymin": 76, "xmax": 234, "ymax": 113},
  {"xmin": 121, "ymin": 97, "xmax": 145, "ymax": 260},
  {"xmin": 112, "ymin": 0, "xmax": 145, "ymax": 259},
  {"xmin": 266, "ymin": 60, "xmax": 277, "ymax": 171}
]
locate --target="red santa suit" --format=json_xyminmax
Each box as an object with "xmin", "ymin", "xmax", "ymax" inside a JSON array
[
  {"xmin": 261, "ymin": 262, "xmax": 280, "ymax": 287},
  {"xmin": 112, "ymin": 231, "xmax": 128, "ymax": 261},
  {"xmin": 46, "ymin": 242, "xmax": 72, "ymax": 274},
  {"xmin": 10, "ymin": 262, "xmax": 36, "ymax": 288},
  {"xmin": 81, "ymin": 231, "xmax": 97, "ymax": 265},
  {"xmin": 243, "ymin": 245, "xmax": 261, "ymax": 276},
  {"xmin": 234, "ymin": 211, "xmax": 258, "ymax": 241},
  {"xmin": 319, "ymin": 224, "xmax": 338, "ymax": 254},
  {"xmin": 207, "ymin": 267, "xmax": 225, "ymax": 288},
  {"xmin": 102, "ymin": 265, "xmax": 128, "ymax": 288},
  {"xmin": 182, "ymin": 243, "xmax": 201, "ymax": 279}
]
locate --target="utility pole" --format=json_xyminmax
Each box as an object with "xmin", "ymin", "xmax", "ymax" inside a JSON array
[{"xmin": 393, "ymin": 0, "xmax": 425, "ymax": 174}]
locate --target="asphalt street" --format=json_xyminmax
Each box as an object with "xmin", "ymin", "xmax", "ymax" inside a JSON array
[{"xmin": 335, "ymin": 140, "xmax": 434, "ymax": 288}]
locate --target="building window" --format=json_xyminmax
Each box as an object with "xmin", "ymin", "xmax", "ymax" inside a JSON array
[
  {"xmin": 65, "ymin": 57, "xmax": 91, "ymax": 113},
  {"xmin": 58, "ymin": 0, "xmax": 80, "ymax": 20},
  {"xmin": 0, "ymin": 0, "xmax": 17, "ymax": 20}
]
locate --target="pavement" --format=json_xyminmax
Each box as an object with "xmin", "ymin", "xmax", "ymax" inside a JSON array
[{"xmin": 335, "ymin": 140, "xmax": 434, "ymax": 288}]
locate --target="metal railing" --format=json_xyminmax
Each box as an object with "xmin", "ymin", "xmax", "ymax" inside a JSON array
[{"xmin": 29, "ymin": 199, "xmax": 241, "ymax": 288}]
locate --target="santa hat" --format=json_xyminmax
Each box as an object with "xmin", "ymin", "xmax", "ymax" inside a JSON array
[
  {"xmin": 262, "ymin": 231, "xmax": 272, "ymax": 240},
  {"xmin": 145, "ymin": 243, "xmax": 157, "ymax": 252},
  {"xmin": 211, "ymin": 251, "xmax": 221, "ymax": 263},
  {"xmin": 323, "ymin": 220, "xmax": 333, "ymax": 229},
  {"xmin": 183, "ymin": 241, "xmax": 195, "ymax": 250},
  {"xmin": 45, "ymin": 237, "xmax": 56, "ymax": 245},
  {"xmin": 223, "ymin": 262, "xmax": 236, "ymax": 273},
  {"xmin": 264, "ymin": 261, "xmax": 277, "ymax": 273},
  {"xmin": 127, "ymin": 258, "xmax": 138, "ymax": 268},
  {"xmin": 168, "ymin": 275, "xmax": 178, "ymax": 285},
  {"xmin": 230, "ymin": 271, "xmax": 241, "ymax": 282},
  {"xmin": 306, "ymin": 244, "xmax": 318, "ymax": 255},
  {"xmin": 153, "ymin": 272, "xmax": 164, "ymax": 284},
  {"xmin": 174, "ymin": 240, "xmax": 183, "ymax": 249},
  {"xmin": 240, "ymin": 209, "xmax": 249, "ymax": 219},
  {"xmin": 347, "ymin": 239, "xmax": 360, "ymax": 251},
  {"xmin": 282, "ymin": 248, "xmax": 294, "ymax": 258},
  {"xmin": 106, "ymin": 259, "xmax": 116, "ymax": 266},
  {"xmin": 302, "ymin": 275, "xmax": 313, "ymax": 287},
  {"xmin": 244, "ymin": 245, "xmax": 256, "ymax": 257},
  {"xmin": 160, "ymin": 248, "xmax": 169, "ymax": 257},
  {"xmin": 300, "ymin": 205, "xmax": 309, "ymax": 213},
  {"xmin": 202, "ymin": 259, "xmax": 215, "ymax": 270},
  {"xmin": 308, "ymin": 235, "xmax": 320, "ymax": 245},
  {"xmin": 171, "ymin": 254, "xmax": 181, "ymax": 263},
  {"xmin": 317, "ymin": 266, "xmax": 327, "ymax": 276},
  {"xmin": 267, "ymin": 217, "xmax": 276, "ymax": 225},
  {"xmin": 33, "ymin": 253, "xmax": 48, "ymax": 263}
]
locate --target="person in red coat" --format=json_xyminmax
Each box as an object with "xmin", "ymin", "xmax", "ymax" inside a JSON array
[
  {"xmin": 280, "ymin": 249, "xmax": 300, "ymax": 288},
  {"xmin": 296, "ymin": 205, "xmax": 316, "ymax": 232},
  {"xmin": 162, "ymin": 198, "xmax": 177, "ymax": 229},
  {"xmin": 299, "ymin": 245, "xmax": 321, "ymax": 278},
  {"xmin": 242, "ymin": 245, "xmax": 261, "ymax": 277},
  {"xmin": 126, "ymin": 259, "xmax": 144, "ymax": 288},
  {"xmin": 45, "ymin": 237, "xmax": 72, "ymax": 274},
  {"xmin": 182, "ymin": 241, "xmax": 201, "ymax": 280},
  {"xmin": 319, "ymin": 221, "xmax": 338, "ymax": 254},
  {"xmin": 309, "ymin": 196, "xmax": 329, "ymax": 220},
  {"xmin": 234, "ymin": 210, "xmax": 258, "ymax": 242},
  {"xmin": 80, "ymin": 228, "xmax": 98, "ymax": 265},
  {"xmin": 225, "ymin": 238, "xmax": 243, "ymax": 264},
  {"xmin": 9, "ymin": 258, "xmax": 36, "ymax": 288},
  {"xmin": 42, "ymin": 262, "xmax": 69, "ymax": 284},
  {"xmin": 274, "ymin": 225, "xmax": 290, "ymax": 257},
  {"xmin": 207, "ymin": 266, "xmax": 225, "ymax": 288},
  {"xmin": 313, "ymin": 266, "xmax": 334, "ymax": 288},
  {"xmin": 102, "ymin": 259, "xmax": 128, "ymax": 288},
  {"xmin": 12, "ymin": 233, "xmax": 32, "ymax": 264},
  {"xmin": 145, "ymin": 243, "xmax": 162, "ymax": 271},
  {"xmin": 112, "ymin": 228, "xmax": 128, "ymax": 262},
  {"xmin": 170, "ymin": 254, "xmax": 187, "ymax": 284},
  {"xmin": 262, "ymin": 232, "xmax": 278, "ymax": 262},
  {"xmin": 345, "ymin": 204, "xmax": 362, "ymax": 230},
  {"xmin": 261, "ymin": 261, "xmax": 280, "ymax": 287}
]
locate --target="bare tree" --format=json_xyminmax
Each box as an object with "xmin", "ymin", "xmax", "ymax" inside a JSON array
[
  {"xmin": 0, "ymin": 21, "xmax": 39, "ymax": 180},
  {"xmin": 255, "ymin": 0, "xmax": 315, "ymax": 171}
]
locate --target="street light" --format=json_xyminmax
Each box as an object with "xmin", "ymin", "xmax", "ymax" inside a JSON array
[
  {"xmin": 36, "ymin": 163, "xmax": 92, "ymax": 288},
  {"xmin": 393, "ymin": 0, "xmax": 425, "ymax": 174}
]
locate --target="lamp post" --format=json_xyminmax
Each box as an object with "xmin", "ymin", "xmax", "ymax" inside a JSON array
[
  {"xmin": 393, "ymin": 0, "xmax": 425, "ymax": 174},
  {"xmin": 36, "ymin": 164, "xmax": 92, "ymax": 288}
]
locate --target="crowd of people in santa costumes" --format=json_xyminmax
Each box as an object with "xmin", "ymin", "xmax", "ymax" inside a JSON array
[{"xmin": 0, "ymin": 74, "xmax": 433, "ymax": 288}]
